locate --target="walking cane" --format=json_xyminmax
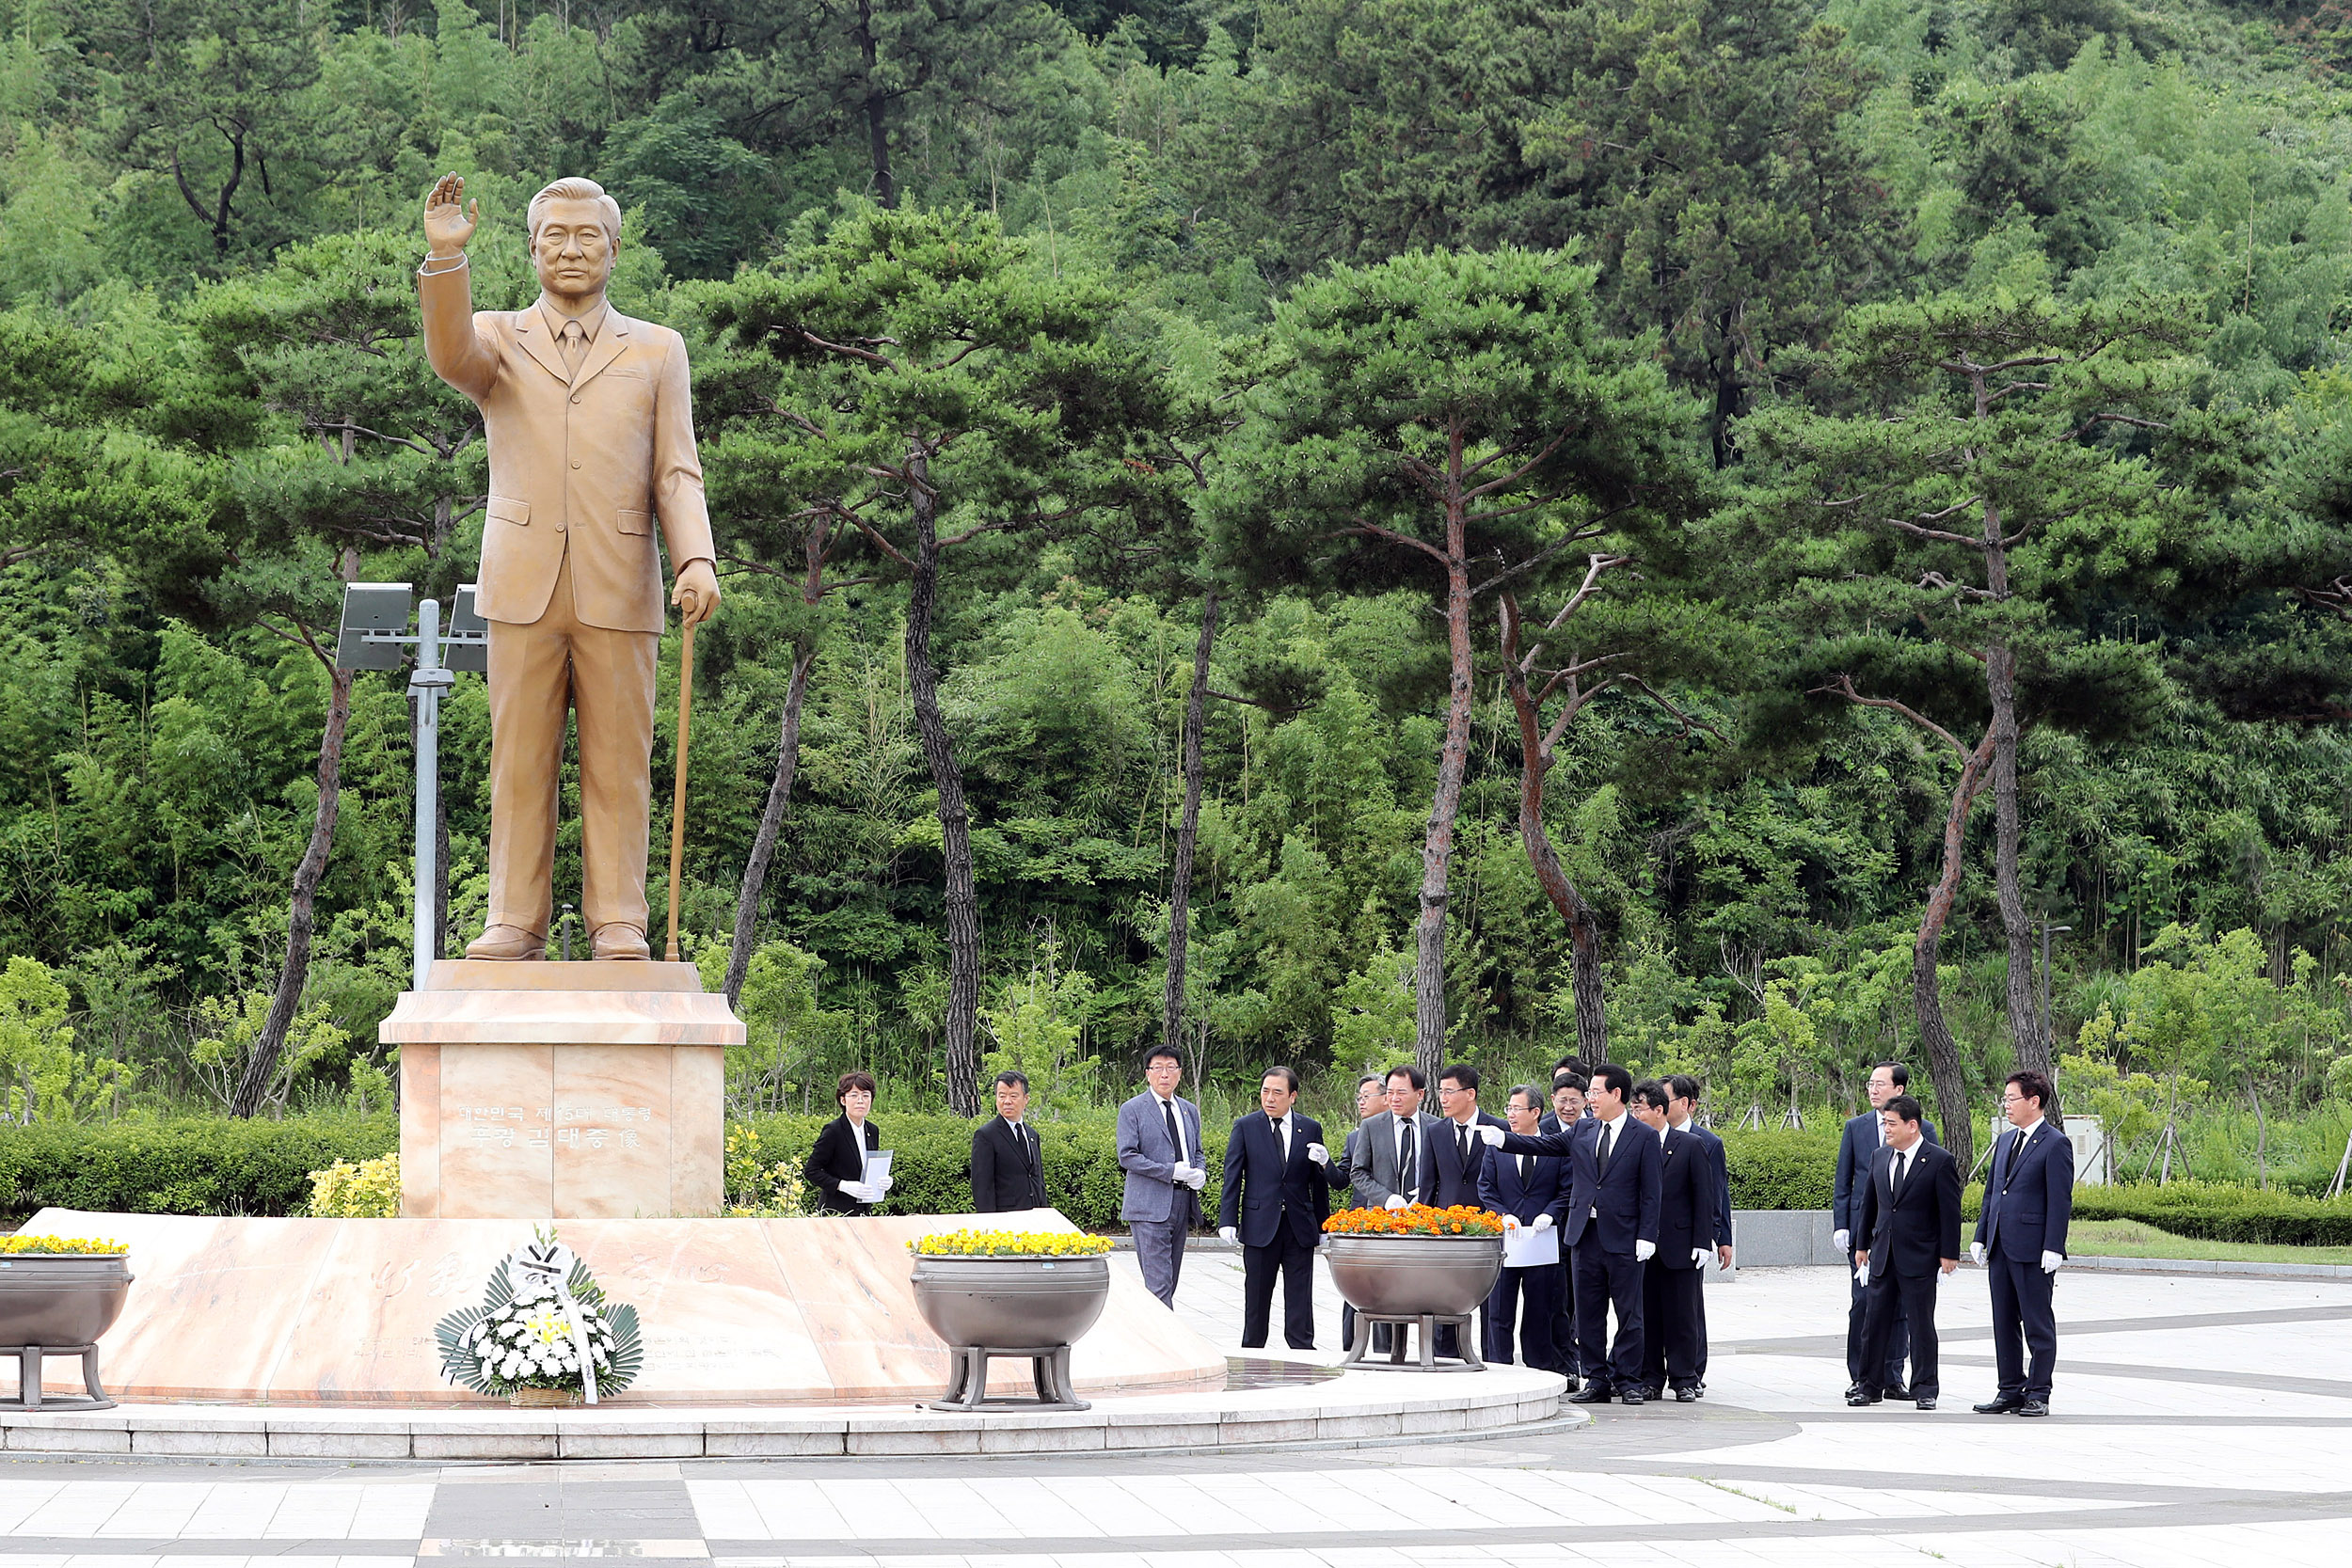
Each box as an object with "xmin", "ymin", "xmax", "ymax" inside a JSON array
[{"xmin": 664, "ymin": 617, "xmax": 696, "ymax": 963}]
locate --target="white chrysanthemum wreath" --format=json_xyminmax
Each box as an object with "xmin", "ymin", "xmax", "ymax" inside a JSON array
[{"xmin": 434, "ymin": 1227, "xmax": 642, "ymax": 1402}]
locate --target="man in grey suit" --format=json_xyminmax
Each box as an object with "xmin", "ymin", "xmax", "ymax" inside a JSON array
[
  {"xmin": 1117, "ymin": 1046, "xmax": 1207, "ymax": 1307},
  {"xmin": 1352, "ymin": 1064, "xmax": 1442, "ymax": 1212}
]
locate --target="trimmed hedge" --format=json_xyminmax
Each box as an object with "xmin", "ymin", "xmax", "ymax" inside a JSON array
[
  {"xmin": 1719, "ymin": 1128, "xmax": 1839, "ymax": 1212},
  {"xmin": 0, "ymin": 1116, "xmax": 397, "ymax": 1218},
  {"xmin": 1963, "ymin": 1178, "xmax": 2352, "ymax": 1247}
]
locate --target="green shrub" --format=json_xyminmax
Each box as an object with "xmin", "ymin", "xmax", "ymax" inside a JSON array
[
  {"xmin": 0, "ymin": 1115, "xmax": 396, "ymax": 1218},
  {"xmin": 1721, "ymin": 1127, "xmax": 1840, "ymax": 1211},
  {"xmin": 1963, "ymin": 1179, "xmax": 2352, "ymax": 1246}
]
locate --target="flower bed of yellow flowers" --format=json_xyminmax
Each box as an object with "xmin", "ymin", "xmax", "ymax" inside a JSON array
[
  {"xmin": 1322, "ymin": 1204, "xmax": 1506, "ymax": 1237},
  {"xmin": 910, "ymin": 1228, "xmax": 1116, "ymax": 1258},
  {"xmin": 0, "ymin": 1235, "xmax": 127, "ymax": 1255}
]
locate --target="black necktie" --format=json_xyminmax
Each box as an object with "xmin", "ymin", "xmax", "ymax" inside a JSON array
[
  {"xmin": 2001, "ymin": 1129, "xmax": 2030, "ymax": 1193},
  {"xmin": 1162, "ymin": 1100, "xmax": 1183, "ymax": 1165},
  {"xmin": 1520, "ymin": 1154, "xmax": 1534, "ymax": 1186},
  {"xmin": 1891, "ymin": 1151, "xmax": 1907, "ymax": 1202},
  {"xmin": 1597, "ymin": 1122, "xmax": 1615, "ymax": 1180},
  {"xmin": 1398, "ymin": 1118, "xmax": 1417, "ymax": 1196},
  {"xmin": 1456, "ymin": 1123, "xmax": 1470, "ymax": 1168}
]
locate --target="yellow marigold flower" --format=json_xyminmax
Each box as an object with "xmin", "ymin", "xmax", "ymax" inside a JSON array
[{"xmin": 0, "ymin": 1235, "xmax": 127, "ymax": 1255}]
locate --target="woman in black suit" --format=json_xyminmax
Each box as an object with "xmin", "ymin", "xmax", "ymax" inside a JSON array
[{"xmin": 805, "ymin": 1070, "xmax": 887, "ymax": 1214}]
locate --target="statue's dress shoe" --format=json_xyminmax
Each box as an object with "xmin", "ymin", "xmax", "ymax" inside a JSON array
[
  {"xmin": 592, "ymin": 923, "xmax": 651, "ymax": 961},
  {"xmin": 465, "ymin": 924, "xmax": 546, "ymax": 961}
]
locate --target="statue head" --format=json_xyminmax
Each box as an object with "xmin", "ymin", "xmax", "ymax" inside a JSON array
[{"xmin": 527, "ymin": 177, "xmax": 622, "ymax": 304}]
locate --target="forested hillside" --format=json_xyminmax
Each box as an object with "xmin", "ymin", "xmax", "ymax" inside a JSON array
[{"xmin": 5, "ymin": 0, "xmax": 2352, "ymax": 1175}]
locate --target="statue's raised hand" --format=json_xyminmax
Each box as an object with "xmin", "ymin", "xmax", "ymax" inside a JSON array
[{"xmin": 424, "ymin": 173, "xmax": 479, "ymax": 259}]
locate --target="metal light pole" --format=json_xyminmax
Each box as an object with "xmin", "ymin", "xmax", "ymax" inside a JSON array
[
  {"xmin": 336, "ymin": 582, "xmax": 486, "ymax": 992},
  {"xmin": 408, "ymin": 598, "xmax": 453, "ymax": 990},
  {"xmin": 2039, "ymin": 919, "xmax": 2072, "ymax": 1057}
]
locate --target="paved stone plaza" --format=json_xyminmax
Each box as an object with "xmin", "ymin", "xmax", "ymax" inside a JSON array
[{"xmin": 0, "ymin": 1255, "xmax": 2345, "ymax": 1567}]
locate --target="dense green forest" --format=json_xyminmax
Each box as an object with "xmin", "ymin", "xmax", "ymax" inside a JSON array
[{"xmin": 6, "ymin": 0, "xmax": 2352, "ymax": 1180}]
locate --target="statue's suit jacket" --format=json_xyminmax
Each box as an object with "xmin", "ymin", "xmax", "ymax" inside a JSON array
[{"xmin": 418, "ymin": 271, "xmax": 715, "ymax": 630}]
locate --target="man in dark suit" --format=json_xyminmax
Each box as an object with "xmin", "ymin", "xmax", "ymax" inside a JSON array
[
  {"xmin": 1480, "ymin": 1085, "xmax": 1570, "ymax": 1370},
  {"xmin": 1487, "ymin": 1061, "xmax": 1661, "ymax": 1403},
  {"xmin": 1848, "ymin": 1094, "xmax": 1963, "ymax": 1410},
  {"xmin": 1428, "ymin": 1062, "xmax": 1507, "ymax": 1359},
  {"xmin": 1537, "ymin": 1057, "xmax": 1587, "ymax": 1132},
  {"xmin": 1333, "ymin": 1073, "xmax": 1389, "ymax": 1356},
  {"xmin": 970, "ymin": 1069, "xmax": 1049, "ymax": 1212},
  {"xmin": 1836, "ymin": 1060, "xmax": 1939, "ymax": 1399},
  {"xmin": 1667, "ymin": 1074, "xmax": 1731, "ymax": 1394},
  {"xmin": 1630, "ymin": 1079, "xmax": 1716, "ymax": 1402},
  {"xmin": 1217, "ymin": 1066, "xmax": 1333, "ymax": 1350},
  {"xmin": 1972, "ymin": 1069, "xmax": 2074, "ymax": 1418},
  {"xmin": 1542, "ymin": 1071, "xmax": 1588, "ymax": 1389}
]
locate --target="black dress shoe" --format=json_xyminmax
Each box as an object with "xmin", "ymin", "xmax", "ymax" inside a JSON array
[
  {"xmin": 1567, "ymin": 1384, "xmax": 1611, "ymax": 1403},
  {"xmin": 1844, "ymin": 1382, "xmax": 1868, "ymax": 1401},
  {"xmin": 1674, "ymin": 1386, "xmax": 1698, "ymax": 1402},
  {"xmin": 2016, "ymin": 1399, "xmax": 2050, "ymax": 1418},
  {"xmin": 1846, "ymin": 1387, "xmax": 1883, "ymax": 1406},
  {"xmin": 1915, "ymin": 1397, "xmax": 1937, "ymax": 1410},
  {"xmin": 1618, "ymin": 1386, "xmax": 1646, "ymax": 1405},
  {"xmin": 1561, "ymin": 1374, "xmax": 1581, "ymax": 1393},
  {"xmin": 1973, "ymin": 1395, "xmax": 2025, "ymax": 1415},
  {"xmin": 1883, "ymin": 1383, "xmax": 1911, "ymax": 1401}
]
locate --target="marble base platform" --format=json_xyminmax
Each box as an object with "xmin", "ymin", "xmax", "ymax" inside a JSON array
[
  {"xmin": 18, "ymin": 1209, "xmax": 1225, "ymax": 1408},
  {"xmin": 384, "ymin": 960, "xmax": 743, "ymax": 1219},
  {"xmin": 0, "ymin": 1354, "xmax": 1571, "ymax": 1459}
]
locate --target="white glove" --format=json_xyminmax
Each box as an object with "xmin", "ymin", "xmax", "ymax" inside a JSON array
[
  {"xmin": 1171, "ymin": 1163, "xmax": 1196, "ymax": 1185},
  {"xmin": 1634, "ymin": 1240, "xmax": 1656, "ymax": 1262},
  {"xmin": 1218, "ymin": 1226, "xmax": 1238, "ymax": 1244},
  {"xmin": 1692, "ymin": 1248, "xmax": 1708, "ymax": 1267},
  {"xmin": 1384, "ymin": 1194, "xmax": 1409, "ymax": 1211},
  {"xmin": 1307, "ymin": 1142, "xmax": 1329, "ymax": 1166},
  {"xmin": 875, "ymin": 1175, "xmax": 894, "ymax": 1192},
  {"xmin": 1855, "ymin": 1262, "xmax": 1867, "ymax": 1286},
  {"xmin": 1501, "ymin": 1214, "xmax": 1521, "ymax": 1234},
  {"xmin": 1183, "ymin": 1167, "xmax": 1207, "ymax": 1191},
  {"xmin": 841, "ymin": 1181, "xmax": 877, "ymax": 1204},
  {"xmin": 2042, "ymin": 1250, "xmax": 2064, "ymax": 1275},
  {"xmin": 1478, "ymin": 1125, "xmax": 1506, "ymax": 1148},
  {"xmin": 1531, "ymin": 1213, "xmax": 1554, "ymax": 1231},
  {"xmin": 1970, "ymin": 1242, "xmax": 1985, "ymax": 1266},
  {"xmin": 1833, "ymin": 1228, "xmax": 1850, "ymax": 1253}
]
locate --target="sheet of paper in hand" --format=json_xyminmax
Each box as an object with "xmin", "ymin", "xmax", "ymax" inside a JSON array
[{"xmin": 1502, "ymin": 1225, "xmax": 1560, "ymax": 1268}]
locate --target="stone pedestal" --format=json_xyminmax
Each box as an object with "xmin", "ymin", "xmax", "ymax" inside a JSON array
[{"xmin": 383, "ymin": 960, "xmax": 743, "ymax": 1220}]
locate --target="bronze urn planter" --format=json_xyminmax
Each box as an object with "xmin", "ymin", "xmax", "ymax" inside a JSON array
[
  {"xmin": 0, "ymin": 1252, "xmax": 135, "ymax": 1410},
  {"xmin": 909, "ymin": 1253, "xmax": 1110, "ymax": 1411}
]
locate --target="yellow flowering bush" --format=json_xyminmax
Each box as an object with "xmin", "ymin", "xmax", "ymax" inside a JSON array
[
  {"xmin": 307, "ymin": 1152, "xmax": 402, "ymax": 1217},
  {"xmin": 723, "ymin": 1125, "xmax": 811, "ymax": 1217},
  {"xmin": 0, "ymin": 1235, "xmax": 126, "ymax": 1255},
  {"xmin": 910, "ymin": 1228, "xmax": 1114, "ymax": 1257}
]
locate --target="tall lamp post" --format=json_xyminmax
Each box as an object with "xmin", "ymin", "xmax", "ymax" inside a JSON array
[{"xmin": 336, "ymin": 582, "xmax": 488, "ymax": 990}]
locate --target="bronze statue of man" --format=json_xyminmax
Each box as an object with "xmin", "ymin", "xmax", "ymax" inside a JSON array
[{"xmin": 419, "ymin": 173, "xmax": 720, "ymax": 962}]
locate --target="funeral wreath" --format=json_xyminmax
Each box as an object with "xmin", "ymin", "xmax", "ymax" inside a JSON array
[{"xmin": 434, "ymin": 1229, "xmax": 643, "ymax": 1404}]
